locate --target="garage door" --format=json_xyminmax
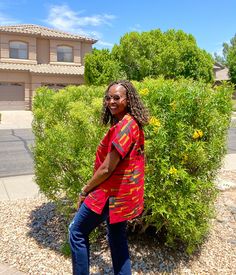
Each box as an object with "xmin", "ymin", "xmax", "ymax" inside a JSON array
[{"xmin": 0, "ymin": 83, "xmax": 25, "ymax": 110}]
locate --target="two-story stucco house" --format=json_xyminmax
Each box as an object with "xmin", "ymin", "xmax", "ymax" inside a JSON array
[{"xmin": 0, "ymin": 24, "xmax": 96, "ymax": 110}]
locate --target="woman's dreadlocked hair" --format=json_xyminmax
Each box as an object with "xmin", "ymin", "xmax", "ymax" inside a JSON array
[{"xmin": 101, "ymin": 80, "xmax": 149, "ymax": 126}]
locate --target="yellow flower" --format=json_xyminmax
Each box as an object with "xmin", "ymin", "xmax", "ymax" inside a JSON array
[
  {"xmin": 139, "ymin": 88, "xmax": 149, "ymax": 96},
  {"xmin": 149, "ymin": 116, "xmax": 161, "ymax": 133},
  {"xmin": 198, "ymin": 130, "xmax": 203, "ymax": 138},
  {"xmin": 149, "ymin": 116, "xmax": 161, "ymax": 127},
  {"xmin": 192, "ymin": 129, "xmax": 204, "ymax": 139},
  {"xmin": 169, "ymin": 166, "xmax": 178, "ymax": 175}
]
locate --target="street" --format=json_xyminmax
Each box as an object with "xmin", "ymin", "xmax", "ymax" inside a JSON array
[
  {"xmin": 0, "ymin": 125, "xmax": 235, "ymax": 178},
  {"xmin": 228, "ymin": 127, "xmax": 236, "ymax": 154},
  {"xmin": 0, "ymin": 129, "xmax": 34, "ymax": 177}
]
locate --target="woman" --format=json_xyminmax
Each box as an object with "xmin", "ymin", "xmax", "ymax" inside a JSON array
[{"xmin": 69, "ymin": 80, "xmax": 149, "ymax": 275}]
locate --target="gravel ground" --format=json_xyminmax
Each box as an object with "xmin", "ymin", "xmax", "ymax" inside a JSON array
[{"xmin": 0, "ymin": 182, "xmax": 236, "ymax": 274}]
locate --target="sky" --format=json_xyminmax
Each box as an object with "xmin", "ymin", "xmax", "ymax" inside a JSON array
[{"xmin": 0, "ymin": 0, "xmax": 235, "ymax": 56}]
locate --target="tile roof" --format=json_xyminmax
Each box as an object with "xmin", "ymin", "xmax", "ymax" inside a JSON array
[
  {"xmin": 0, "ymin": 24, "xmax": 97, "ymax": 43},
  {"xmin": 0, "ymin": 62, "xmax": 84, "ymax": 75},
  {"xmin": 213, "ymin": 62, "xmax": 225, "ymax": 70}
]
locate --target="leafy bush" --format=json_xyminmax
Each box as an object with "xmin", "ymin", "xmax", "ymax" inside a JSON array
[
  {"xmin": 134, "ymin": 78, "xmax": 233, "ymax": 253},
  {"xmin": 32, "ymin": 78, "xmax": 233, "ymax": 253},
  {"xmin": 84, "ymin": 48, "xmax": 126, "ymax": 85},
  {"xmin": 85, "ymin": 30, "xmax": 214, "ymax": 85},
  {"xmin": 112, "ymin": 29, "xmax": 214, "ymax": 83},
  {"xmin": 32, "ymin": 85, "xmax": 107, "ymax": 215}
]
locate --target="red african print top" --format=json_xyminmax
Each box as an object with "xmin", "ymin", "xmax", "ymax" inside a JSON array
[{"xmin": 84, "ymin": 113, "xmax": 145, "ymax": 224}]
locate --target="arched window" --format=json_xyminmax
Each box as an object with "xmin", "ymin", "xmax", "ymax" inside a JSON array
[
  {"xmin": 57, "ymin": 45, "xmax": 73, "ymax": 62},
  {"xmin": 9, "ymin": 41, "xmax": 28, "ymax": 59}
]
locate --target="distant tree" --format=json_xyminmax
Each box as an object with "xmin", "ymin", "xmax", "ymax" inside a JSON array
[
  {"xmin": 222, "ymin": 34, "xmax": 236, "ymax": 84},
  {"xmin": 213, "ymin": 52, "xmax": 226, "ymax": 65},
  {"xmin": 112, "ymin": 29, "xmax": 214, "ymax": 82},
  {"xmin": 84, "ymin": 48, "xmax": 126, "ymax": 85},
  {"xmin": 84, "ymin": 29, "xmax": 214, "ymax": 85}
]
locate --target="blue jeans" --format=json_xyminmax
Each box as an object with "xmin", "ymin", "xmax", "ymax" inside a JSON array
[{"xmin": 69, "ymin": 202, "xmax": 131, "ymax": 275}]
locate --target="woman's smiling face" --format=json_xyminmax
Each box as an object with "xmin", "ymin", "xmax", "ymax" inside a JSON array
[{"xmin": 105, "ymin": 84, "xmax": 128, "ymax": 120}]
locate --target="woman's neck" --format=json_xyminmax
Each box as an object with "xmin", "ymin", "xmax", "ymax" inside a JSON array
[{"xmin": 113, "ymin": 112, "xmax": 129, "ymax": 124}]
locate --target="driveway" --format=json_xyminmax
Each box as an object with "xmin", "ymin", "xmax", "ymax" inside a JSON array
[{"xmin": 0, "ymin": 111, "xmax": 34, "ymax": 177}]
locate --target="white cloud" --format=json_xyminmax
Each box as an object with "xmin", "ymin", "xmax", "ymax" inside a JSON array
[
  {"xmin": 129, "ymin": 24, "xmax": 142, "ymax": 32},
  {"xmin": 44, "ymin": 5, "xmax": 115, "ymax": 35},
  {"xmin": 96, "ymin": 40, "xmax": 114, "ymax": 48}
]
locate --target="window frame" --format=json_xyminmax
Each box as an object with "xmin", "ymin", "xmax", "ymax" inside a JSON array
[
  {"xmin": 9, "ymin": 41, "xmax": 28, "ymax": 59},
  {"xmin": 57, "ymin": 45, "xmax": 73, "ymax": 62}
]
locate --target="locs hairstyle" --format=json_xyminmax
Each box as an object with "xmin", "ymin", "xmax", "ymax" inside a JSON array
[{"xmin": 101, "ymin": 80, "xmax": 149, "ymax": 126}]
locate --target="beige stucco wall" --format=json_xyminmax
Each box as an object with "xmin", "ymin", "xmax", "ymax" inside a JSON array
[
  {"xmin": 0, "ymin": 33, "xmax": 37, "ymax": 64},
  {"xmin": 0, "ymin": 34, "xmax": 92, "ymax": 66},
  {"xmin": 81, "ymin": 43, "xmax": 92, "ymax": 65},
  {"xmin": 37, "ymin": 38, "xmax": 50, "ymax": 64},
  {"xmin": 0, "ymin": 71, "xmax": 30, "ymax": 87},
  {"xmin": 0, "ymin": 70, "xmax": 84, "ymax": 109}
]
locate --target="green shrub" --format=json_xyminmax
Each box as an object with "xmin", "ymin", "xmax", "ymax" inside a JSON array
[
  {"xmin": 32, "ymin": 85, "xmax": 107, "ymax": 214},
  {"xmin": 135, "ymin": 78, "xmax": 233, "ymax": 253},
  {"xmin": 32, "ymin": 79, "xmax": 233, "ymax": 253}
]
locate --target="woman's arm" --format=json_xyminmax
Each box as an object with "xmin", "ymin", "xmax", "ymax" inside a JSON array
[{"xmin": 82, "ymin": 148, "xmax": 121, "ymax": 193}]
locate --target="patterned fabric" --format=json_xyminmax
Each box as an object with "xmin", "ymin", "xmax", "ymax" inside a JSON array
[{"xmin": 84, "ymin": 114, "xmax": 145, "ymax": 224}]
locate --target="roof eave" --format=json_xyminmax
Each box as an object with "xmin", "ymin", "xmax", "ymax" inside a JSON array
[{"xmin": 0, "ymin": 29, "xmax": 97, "ymax": 44}]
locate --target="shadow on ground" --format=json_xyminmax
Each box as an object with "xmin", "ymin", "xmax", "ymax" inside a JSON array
[
  {"xmin": 26, "ymin": 201, "xmax": 114, "ymax": 273},
  {"xmin": 27, "ymin": 201, "xmax": 195, "ymax": 274}
]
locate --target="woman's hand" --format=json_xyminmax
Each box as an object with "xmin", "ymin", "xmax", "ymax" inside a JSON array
[
  {"xmin": 76, "ymin": 149, "xmax": 120, "ymax": 210},
  {"xmin": 77, "ymin": 191, "xmax": 87, "ymax": 210}
]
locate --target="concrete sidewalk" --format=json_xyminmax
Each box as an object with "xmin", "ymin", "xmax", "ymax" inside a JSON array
[
  {"xmin": 216, "ymin": 153, "xmax": 236, "ymax": 190},
  {"xmin": 0, "ymin": 111, "xmax": 33, "ymax": 129},
  {"xmin": 0, "ymin": 174, "xmax": 40, "ymax": 201}
]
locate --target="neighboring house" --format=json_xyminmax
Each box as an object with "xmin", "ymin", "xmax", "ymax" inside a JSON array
[
  {"xmin": 0, "ymin": 24, "xmax": 96, "ymax": 110},
  {"xmin": 213, "ymin": 62, "xmax": 230, "ymax": 85}
]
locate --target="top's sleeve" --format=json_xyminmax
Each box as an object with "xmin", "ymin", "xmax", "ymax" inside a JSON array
[{"xmin": 111, "ymin": 117, "xmax": 138, "ymax": 159}]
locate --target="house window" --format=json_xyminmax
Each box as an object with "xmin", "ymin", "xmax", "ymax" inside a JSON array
[
  {"xmin": 9, "ymin": 41, "xmax": 28, "ymax": 59},
  {"xmin": 57, "ymin": 46, "xmax": 73, "ymax": 62}
]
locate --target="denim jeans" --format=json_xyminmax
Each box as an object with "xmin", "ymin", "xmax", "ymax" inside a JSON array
[{"xmin": 69, "ymin": 201, "xmax": 131, "ymax": 275}]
